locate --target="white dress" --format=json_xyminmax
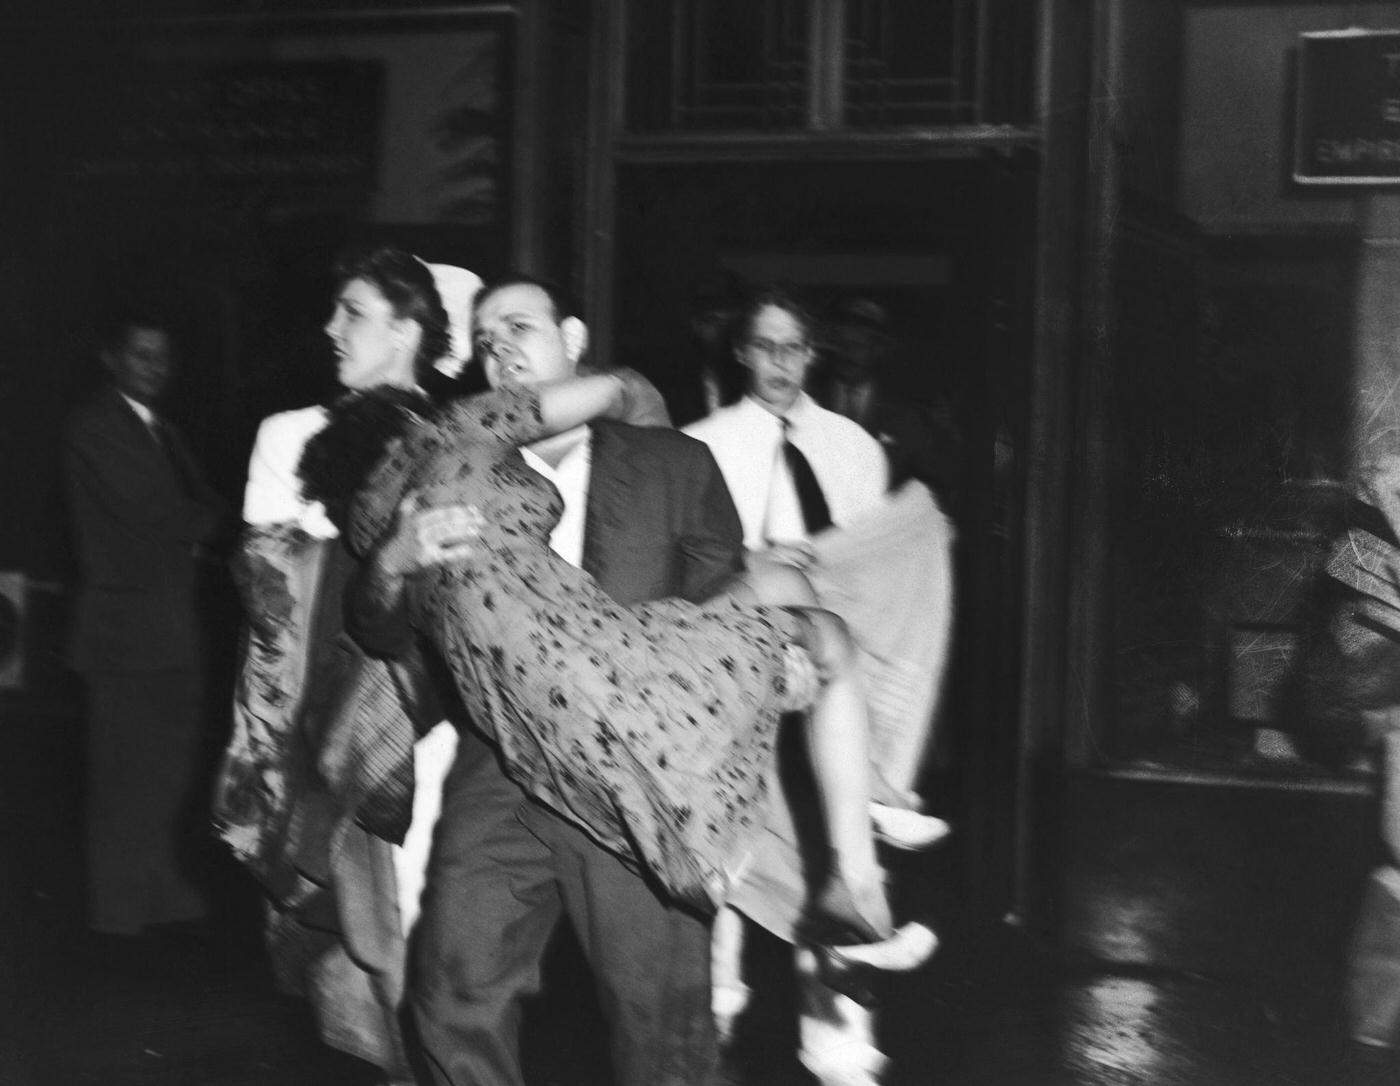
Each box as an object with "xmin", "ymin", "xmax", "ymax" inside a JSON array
[{"xmin": 242, "ymin": 405, "xmax": 456, "ymax": 935}]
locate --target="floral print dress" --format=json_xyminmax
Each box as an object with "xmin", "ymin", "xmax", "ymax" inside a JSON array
[{"xmin": 349, "ymin": 385, "xmax": 802, "ymax": 908}]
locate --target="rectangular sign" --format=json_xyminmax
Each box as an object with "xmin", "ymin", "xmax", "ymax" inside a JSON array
[
  {"xmin": 1294, "ymin": 29, "xmax": 1400, "ymax": 185},
  {"xmin": 73, "ymin": 59, "xmax": 383, "ymax": 188}
]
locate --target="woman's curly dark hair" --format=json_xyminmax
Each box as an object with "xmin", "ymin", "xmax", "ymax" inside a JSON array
[{"xmin": 298, "ymin": 387, "xmax": 427, "ymax": 529}]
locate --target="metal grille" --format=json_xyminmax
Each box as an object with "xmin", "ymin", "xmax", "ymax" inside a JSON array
[
  {"xmin": 672, "ymin": 0, "xmax": 817, "ymax": 131},
  {"xmin": 843, "ymin": 0, "xmax": 976, "ymax": 126},
  {"xmin": 623, "ymin": 0, "xmax": 1034, "ymax": 135}
]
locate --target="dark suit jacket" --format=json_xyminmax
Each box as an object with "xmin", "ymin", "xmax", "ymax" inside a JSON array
[
  {"xmin": 580, "ymin": 419, "xmax": 743, "ymax": 605},
  {"xmin": 65, "ymin": 386, "xmax": 226, "ymax": 672}
]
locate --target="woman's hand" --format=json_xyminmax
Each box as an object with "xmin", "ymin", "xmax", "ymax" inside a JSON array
[
  {"xmin": 375, "ymin": 493, "xmax": 485, "ymax": 575},
  {"xmin": 413, "ymin": 503, "xmax": 486, "ymax": 567}
]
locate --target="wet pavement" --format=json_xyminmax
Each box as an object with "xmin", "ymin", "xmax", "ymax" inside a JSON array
[{"xmin": 1, "ymin": 702, "xmax": 1395, "ymax": 1085}]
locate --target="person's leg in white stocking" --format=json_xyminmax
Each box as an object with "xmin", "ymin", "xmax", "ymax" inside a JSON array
[
  {"xmin": 796, "ymin": 947, "xmax": 888, "ymax": 1086},
  {"xmin": 711, "ymin": 905, "xmax": 751, "ymax": 1045}
]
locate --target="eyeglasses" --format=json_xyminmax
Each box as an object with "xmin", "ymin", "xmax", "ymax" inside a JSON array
[{"xmin": 743, "ymin": 338, "xmax": 813, "ymax": 364}]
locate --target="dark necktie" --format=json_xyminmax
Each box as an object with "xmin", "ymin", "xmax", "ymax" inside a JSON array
[{"xmin": 781, "ymin": 418, "xmax": 832, "ymax": 534}]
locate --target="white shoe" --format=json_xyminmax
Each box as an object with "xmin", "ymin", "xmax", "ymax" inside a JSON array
[
  {"xmin": 712, "ymin": 982, "xmax": 751, "ymax": 1046},
  {"xmin": 830, "ymin": 920, "xmax": 939, "ymax": 973},
  {"xmin": 870, "ymin": 803, "xmax": 952, "ymax": 851},
  {"xmin": 801, "ymin": 1040, "xmax": 889, "ymax": 1086}
]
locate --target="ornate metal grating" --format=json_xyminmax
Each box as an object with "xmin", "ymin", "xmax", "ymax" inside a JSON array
[
  {"xmin": 623, "ymin": 0, "xmax": 1034, "ymax": 135},
  {"xmin": 843, "ymin": 0, "xmax": 976, "ymax": 126},
  {"xmin": 627, "ymin": 0, "xmax": 811, "ymax": 132}
]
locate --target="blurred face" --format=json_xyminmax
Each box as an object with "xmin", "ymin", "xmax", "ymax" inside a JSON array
[
  {"xmin": 324, "ymin": 277, "xmax": 418, "ymax": 390},
  {"xmin": 103, "ymin": 326, "xmax": 173, "ymax": 406},
  {"xmin": 472, "ymin": 283, "xmax": 583, "ymax": 389},
  {"xmin": 739, "ymin": 305, "xmax": 814, "ymax": 415},
  {"xmin": 691, "ymin": 306, "xmax": 732, "ymax": 349},
  {"xmin": 831, "ymin": 323, "xmax": 880, "ymax": 382}
]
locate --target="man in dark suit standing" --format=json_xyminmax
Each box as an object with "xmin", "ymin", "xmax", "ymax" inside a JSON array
[
  {"xmin": 65, "ymin": 311, "xmax": 228, "ymax": 937},
  {"xmin": 351, "ymin": 276, "xmax": 741, "ymax": 1086}
]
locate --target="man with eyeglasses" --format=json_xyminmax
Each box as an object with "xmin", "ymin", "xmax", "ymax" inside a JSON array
[
  {"xmin": 685, "ymin": 285, "xmax": 896, "ymax": 1086},
  {"xmin": 685, "ymin": 285, "xmax": 889, "ymax": 569}
]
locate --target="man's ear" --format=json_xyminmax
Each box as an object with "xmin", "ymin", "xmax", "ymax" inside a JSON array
[
  {"xmin": 99, "ymin": 348, "xmax": 118, "ymax": 378},
  {"xmin": 561, "ymin": 316, "xmax": 589, "ymax": 365}
]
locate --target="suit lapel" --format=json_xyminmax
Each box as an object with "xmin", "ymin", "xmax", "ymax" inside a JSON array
[
  {"xmin": 106, "ymin": 387, "xmax": 163, "ymax": 457},
  {"xmin": 105, "ymin": 387, "xmax": 189, "ymax": 499}
]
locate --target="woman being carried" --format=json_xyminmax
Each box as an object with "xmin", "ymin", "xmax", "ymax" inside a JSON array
[{"xmin": 343, "ymin": 369, "xmax": 937, "ymax": 979}]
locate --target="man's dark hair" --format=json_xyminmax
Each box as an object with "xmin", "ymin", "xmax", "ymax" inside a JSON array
[
  {"xmin": 99, "ymin": 306, "xmax": 175, "ymax": 353},
  {"xmin": 474, "ymin": 273, "xmax": 581, "ymax": 324},
  {"xmin": 733, "ymin": 283, "xmax": 819, "ymax": 346},
  {"xmin": 830, "ymin": 295, "xmax": 890, "ymax": 334}
]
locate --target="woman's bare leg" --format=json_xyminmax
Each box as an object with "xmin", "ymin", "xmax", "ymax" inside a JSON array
[
  {"xmin": 727, "ymin": 562, "xmax": 892, "ymax": 936},
  {"xmin": 732, "ymin": 563, "xmax": 947, "ymax": 822},
  {"xmin": 790, "ymin": 607, "xmax": 892, "ymax": 940}
]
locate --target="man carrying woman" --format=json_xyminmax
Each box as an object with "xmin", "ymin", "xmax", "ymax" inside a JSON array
[
  {"xmin": 348, "ymin": 273, "xmax": 744, "ymax": 1086},
  {"xmin": 219, "ymin": 255, "xmax": 735, "ymax": 1085},
  {"xmin": 221, "ymin": 254, "xmax": 938, "ymax": 1086},
  {"xmin": 349, "ymin": 273, "xmax": 943, "ymax": 1083}
]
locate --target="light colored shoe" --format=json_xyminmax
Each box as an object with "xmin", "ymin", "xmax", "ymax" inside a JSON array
[
  {"xmin": 801, "ymin": 1039, "xmax": 889, "ymax": 1086},
  {"xmin": 829, "ymin": 920, "xmax": 939, "ymax": 973},
  {"xmin": 870, "ymin": 803, "xmax": 951, "ymax": 851},
  {"xmin": 712, "ymin": 981, "xmax": 751, "ymax": 1046},
  {"xmin": 815, "ymin": 920, "xmax": 940, "ymax": 1007}
]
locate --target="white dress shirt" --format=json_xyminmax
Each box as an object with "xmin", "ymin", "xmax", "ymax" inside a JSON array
[
  {"xmin": 521, "ymin": 425, "xmax": 592, "ymax": 568},
  {"xmin": 119, "ymin": 392, "xmax": 157, "ymax": 430},
  {"xmin": 683, "ymin": 393, "xmax": 888, "ymax": 550},
  {"xmin": 242, "ymin": 405, "xmax": 339, "ymax": 538}
]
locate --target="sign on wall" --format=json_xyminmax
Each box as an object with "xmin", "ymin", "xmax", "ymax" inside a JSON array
[
  {"xmin": 1294, "ymin": 28, "xmax": 1400, "ymax": 185},
  {"xmin": 55, "ymin": 14, "xmax": 514, "ymax": 226},
  {"xmin": 74, "ymin": 60, "xmax": 383, "ymax": 189}
]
